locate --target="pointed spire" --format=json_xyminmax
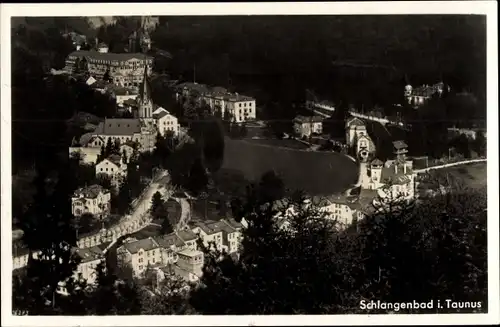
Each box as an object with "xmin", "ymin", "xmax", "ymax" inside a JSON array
[{"xmin": 138, "ymin": 63, "xmax": 152, "ymax": 103}]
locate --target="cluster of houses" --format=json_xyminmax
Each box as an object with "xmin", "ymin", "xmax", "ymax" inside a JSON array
[
  {"xmin": 404, "ymin": 81, "xmax": 449, "ymax": 108},
  {"xmin": 173, "ymin": 82, "xmax": 257, "ymax": 123},
  {"xmin": 69, "ymin": 63, "xmax": 181, "ymax": 190},
  {"xmin": 74, "ymin": 218, "xmax": 244, "ymax": 288}
]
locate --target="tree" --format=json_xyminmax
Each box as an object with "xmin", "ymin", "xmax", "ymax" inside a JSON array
[
  {"xmin": 190, "ymin": 175, "xmax": 487, "ymax": 314},
  {"xmin": 16, "ymin": 161, "xmax": 82, "ymax": 314},
  {"xmin": 139, "ymin": 268, "xmax": 194, "ymax": 314},
  {"xmin": 190, "ymin": 189, "xmax": 344, "ymax": 314},
  {"xmin": 87, "ymin": 261, "xmax": 143, "ymax": 315},
  {"xmin": 450, "ymin": 134, "xmax": 472, "ymax": 159},
  {"xmin": 160, "ymin": 207, "xmax": 174, "ymax": 234},
  {"xmin": 186, "ymin": 158, "xmax": 208, "ymax": 196},
  {"xmin": 105, "ymin": 138, "xmax": 114, "ymax": 157},
  {"xmin": 473, "ymin": 130, "xmax": 486, "ymax": 157},
  {"xmin": 151, "ymin": 191, "xmax": 164, "ymax": 214},
  {"xmin": 258, "ymin": 170, "xmax": 286, "ymax": 204}
]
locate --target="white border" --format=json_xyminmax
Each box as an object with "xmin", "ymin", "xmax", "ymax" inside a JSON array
[{"xmin": 1, "ymin": 2, "xmax": 498, "ymax": 326}]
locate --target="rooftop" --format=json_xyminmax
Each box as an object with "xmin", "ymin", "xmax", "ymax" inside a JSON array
[
  {"xmin": 74, "ymin": 246, "xmax": 104, "ymax": 263},
  {"xmin": 94, "ymin": 118, "xmax": 142, "ymax": 136},
  {"xmin": 68, "ymin": 50, "xmax": 153, "ymax": 63},
  {"xmin": 294, "ymin": 115, "xmax": 324, "ymax": 124},
  {"xmin": 104, "ymin": 154, "xmax": 122, "ymax": 167},
  {"xmin": 223, "ymin": 218, "xmax": 243, "ymax": 230},
  {"xmin": 222, "ymin": 93, "xmax": 255, "ymax": 102},
  {"xmin": 177, "ymin": 248, "xmax": 203, "ymax": 257},
  {"xmin": 122, "ymin": 237, "xmax": 159, "ymax": 254},
  {"xmin": 380, "ymin": 161, "xmax": 413, "ymax": 185},
  {"xmin": 176, "ymin": 229, "xmax": 198, "ymax": 242},
  {"xmin": 73, "ymin": 184, "xmax": 109, "ymax": 199},
  {"xmin": 346, "ymin": 117, "xmax": 366, "ymax": 128},
  {"xmin": 154, "ymin": 233, "xmax": 185, "ymax": 248}
]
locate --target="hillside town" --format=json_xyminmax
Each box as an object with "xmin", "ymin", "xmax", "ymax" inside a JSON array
[{"xmin": 9, "ymin": 14, "xmax": 489, "ymax": 316}]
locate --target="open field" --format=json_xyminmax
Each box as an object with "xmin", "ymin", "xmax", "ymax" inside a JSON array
[
  {"xmin": 244, "ymin": 138, "xmax": 310, "ymax": 150},
  {"xmin": 440, "ymin": 162, "xmax": 487, "ymax": 189},
  {"xmin": 222, "ymin": 138, "xmax": 359, "ymax": 195}
]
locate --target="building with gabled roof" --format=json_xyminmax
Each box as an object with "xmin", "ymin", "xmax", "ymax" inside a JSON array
[
  {"xmin": 92, "ymin": 118, "xmax": 156, "ymax": 152},
  {"xmin": 117, "ymin": 237, "xmax": 162, "ymax": 277},
  {"xmin": 71, "ymin": 184, "xmax": 111, "ymax": 218},
  {"xmin": 95, "ymin": 154, "xmax": 127, "ymax": 187},
  {"xmin": 152, "ymin": 107, "xmax": 180, "ymax": 137},
  {"xmin": 73, "ymin": 245, "xmax": 105, "ymax": 285},
  {"xmin": 293, "ymin": 115, "xmax": 324, "ymax": 138},
  {"xmin": 345, "ymin": 117, "xmax": 376, "ymax": 161}
]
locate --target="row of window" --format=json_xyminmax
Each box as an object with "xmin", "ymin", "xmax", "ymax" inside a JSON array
[{"xmin": 238, "ymin": 102, "xmax": 254, "ymax": 108}]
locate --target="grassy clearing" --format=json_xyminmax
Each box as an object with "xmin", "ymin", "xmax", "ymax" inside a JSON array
[
  {"xmin": 244, "ymin": 138, "xmax": 310, "ymax": 150},
  {"xmin": 222, "ymin": 138, "xmax": 359, "ymax": 195},
  {"xmin": 441, "ymin": 162, "xmax": 487, "ymax": 189}
]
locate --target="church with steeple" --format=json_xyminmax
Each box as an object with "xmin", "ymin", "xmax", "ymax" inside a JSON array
[{"xmin": 136, "ymin": 64, "xmax": 154, "ymax": 120}]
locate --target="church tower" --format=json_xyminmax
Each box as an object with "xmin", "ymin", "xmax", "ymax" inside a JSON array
[{"xmin": 137, "ymin": 64, "xmax": 153, "ymax": 119}]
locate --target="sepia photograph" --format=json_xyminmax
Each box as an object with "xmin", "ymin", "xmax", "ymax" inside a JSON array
[{"xmin": 1, "ymin": 2, "xmax": 498, "ymax": 326}]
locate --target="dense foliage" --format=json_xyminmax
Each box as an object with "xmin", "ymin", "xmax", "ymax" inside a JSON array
[{"xmin": 190, "ymin": 173, "xmax": 487, "ymax": 314}]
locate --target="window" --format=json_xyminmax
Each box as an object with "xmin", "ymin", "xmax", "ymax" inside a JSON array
[
  {"xmin": 138, "ymin": 258, "xmax": 143, "ymax": 263},
  {"xmin": 139, "ymin": 265, "xmax": 143, "ymax": 270},
  {"xmin": 111, "ymin": 168, "xmax": 114, "ymax": 172},
  {"xmin": 100, "ymin": 168, "xmax": 103, "ymax": 172}
]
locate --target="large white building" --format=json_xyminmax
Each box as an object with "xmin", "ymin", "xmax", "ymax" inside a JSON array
[
  {"xmin": 64, "ymin": 49, "xmax": 153, "ymax": 87},
  {"xmin": 71, "ymin": 184, "xmax": 111, "ymax": 219},
  {"xmin": 174, "ymin": 82, "xmax": 257, "ymax": 122},
  {"xmin": 152, "ymin": 107, "xmax": 180, "ymax": 136}
]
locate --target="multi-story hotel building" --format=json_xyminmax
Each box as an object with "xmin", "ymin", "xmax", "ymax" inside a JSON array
[{"xmin": 64, "ymin": 47, "xmax": 153, "ymax": 87}]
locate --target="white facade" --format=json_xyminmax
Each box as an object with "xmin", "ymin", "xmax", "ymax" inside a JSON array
[
  {"xmin": 191, "ymin": 226, "xmax": 224, "ymax": 251},
  {"xmin": 293, "ymin": 116, "xmax": 323, "ymax": 138},
  {"xmin": 116, "ymin": 94, "xmax": 138, "ymax": 107},
  {"xmin": 154, "ymin": 108, "xmax": 180, "ymax": 136},
  {"xmin": 117, "ymin": 237, "xmax": 162, "ymax": 277},
  {"xmin": 73, "ymin": 246, "xmax": 105, "ymax": 285},
  {"xmin": 225, "ymin": 98, "xmax": 256, "ymax": 123},
  {"xmin": 71, "ymin": 185, "xmax": 111, "ymax": 218},
  {"xmin": 95, "ymin": 157, "xmax": 127, "ymax": 187}
]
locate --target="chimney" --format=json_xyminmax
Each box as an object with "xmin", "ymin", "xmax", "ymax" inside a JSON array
[
  {"xmin": 394, "ymin": 164, "xmax": 398, "ymax": 174},
  {"xmin": 76, "ymin": 44, "xmax": 81, "ymax": 51},
  {"xmin": 403, "ymin": 163, "xmax": 407, "ymax": 174}
]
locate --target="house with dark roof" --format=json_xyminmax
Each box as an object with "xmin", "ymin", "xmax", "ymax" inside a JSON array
[
  {"xmin": 73, "ymin": 245, "xmax": 105, "ymax": 285},
  {"xmin": 117, "ymin": 237, "xmax": 161, "ymax": 277},
  {"xmin": 92, "ymin": 118, "xmax": 156, "ymax": 152},
  {"xmin": 71, "ymin": 184, "xmax": 111, "ymax": 218},
  {"xmin": 293, "ymin": 115, "xmax": 324, "ymax": 138},
  {"xmin": 95, "ymin": 154, "xmax": 127, "ymax": 188}
]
